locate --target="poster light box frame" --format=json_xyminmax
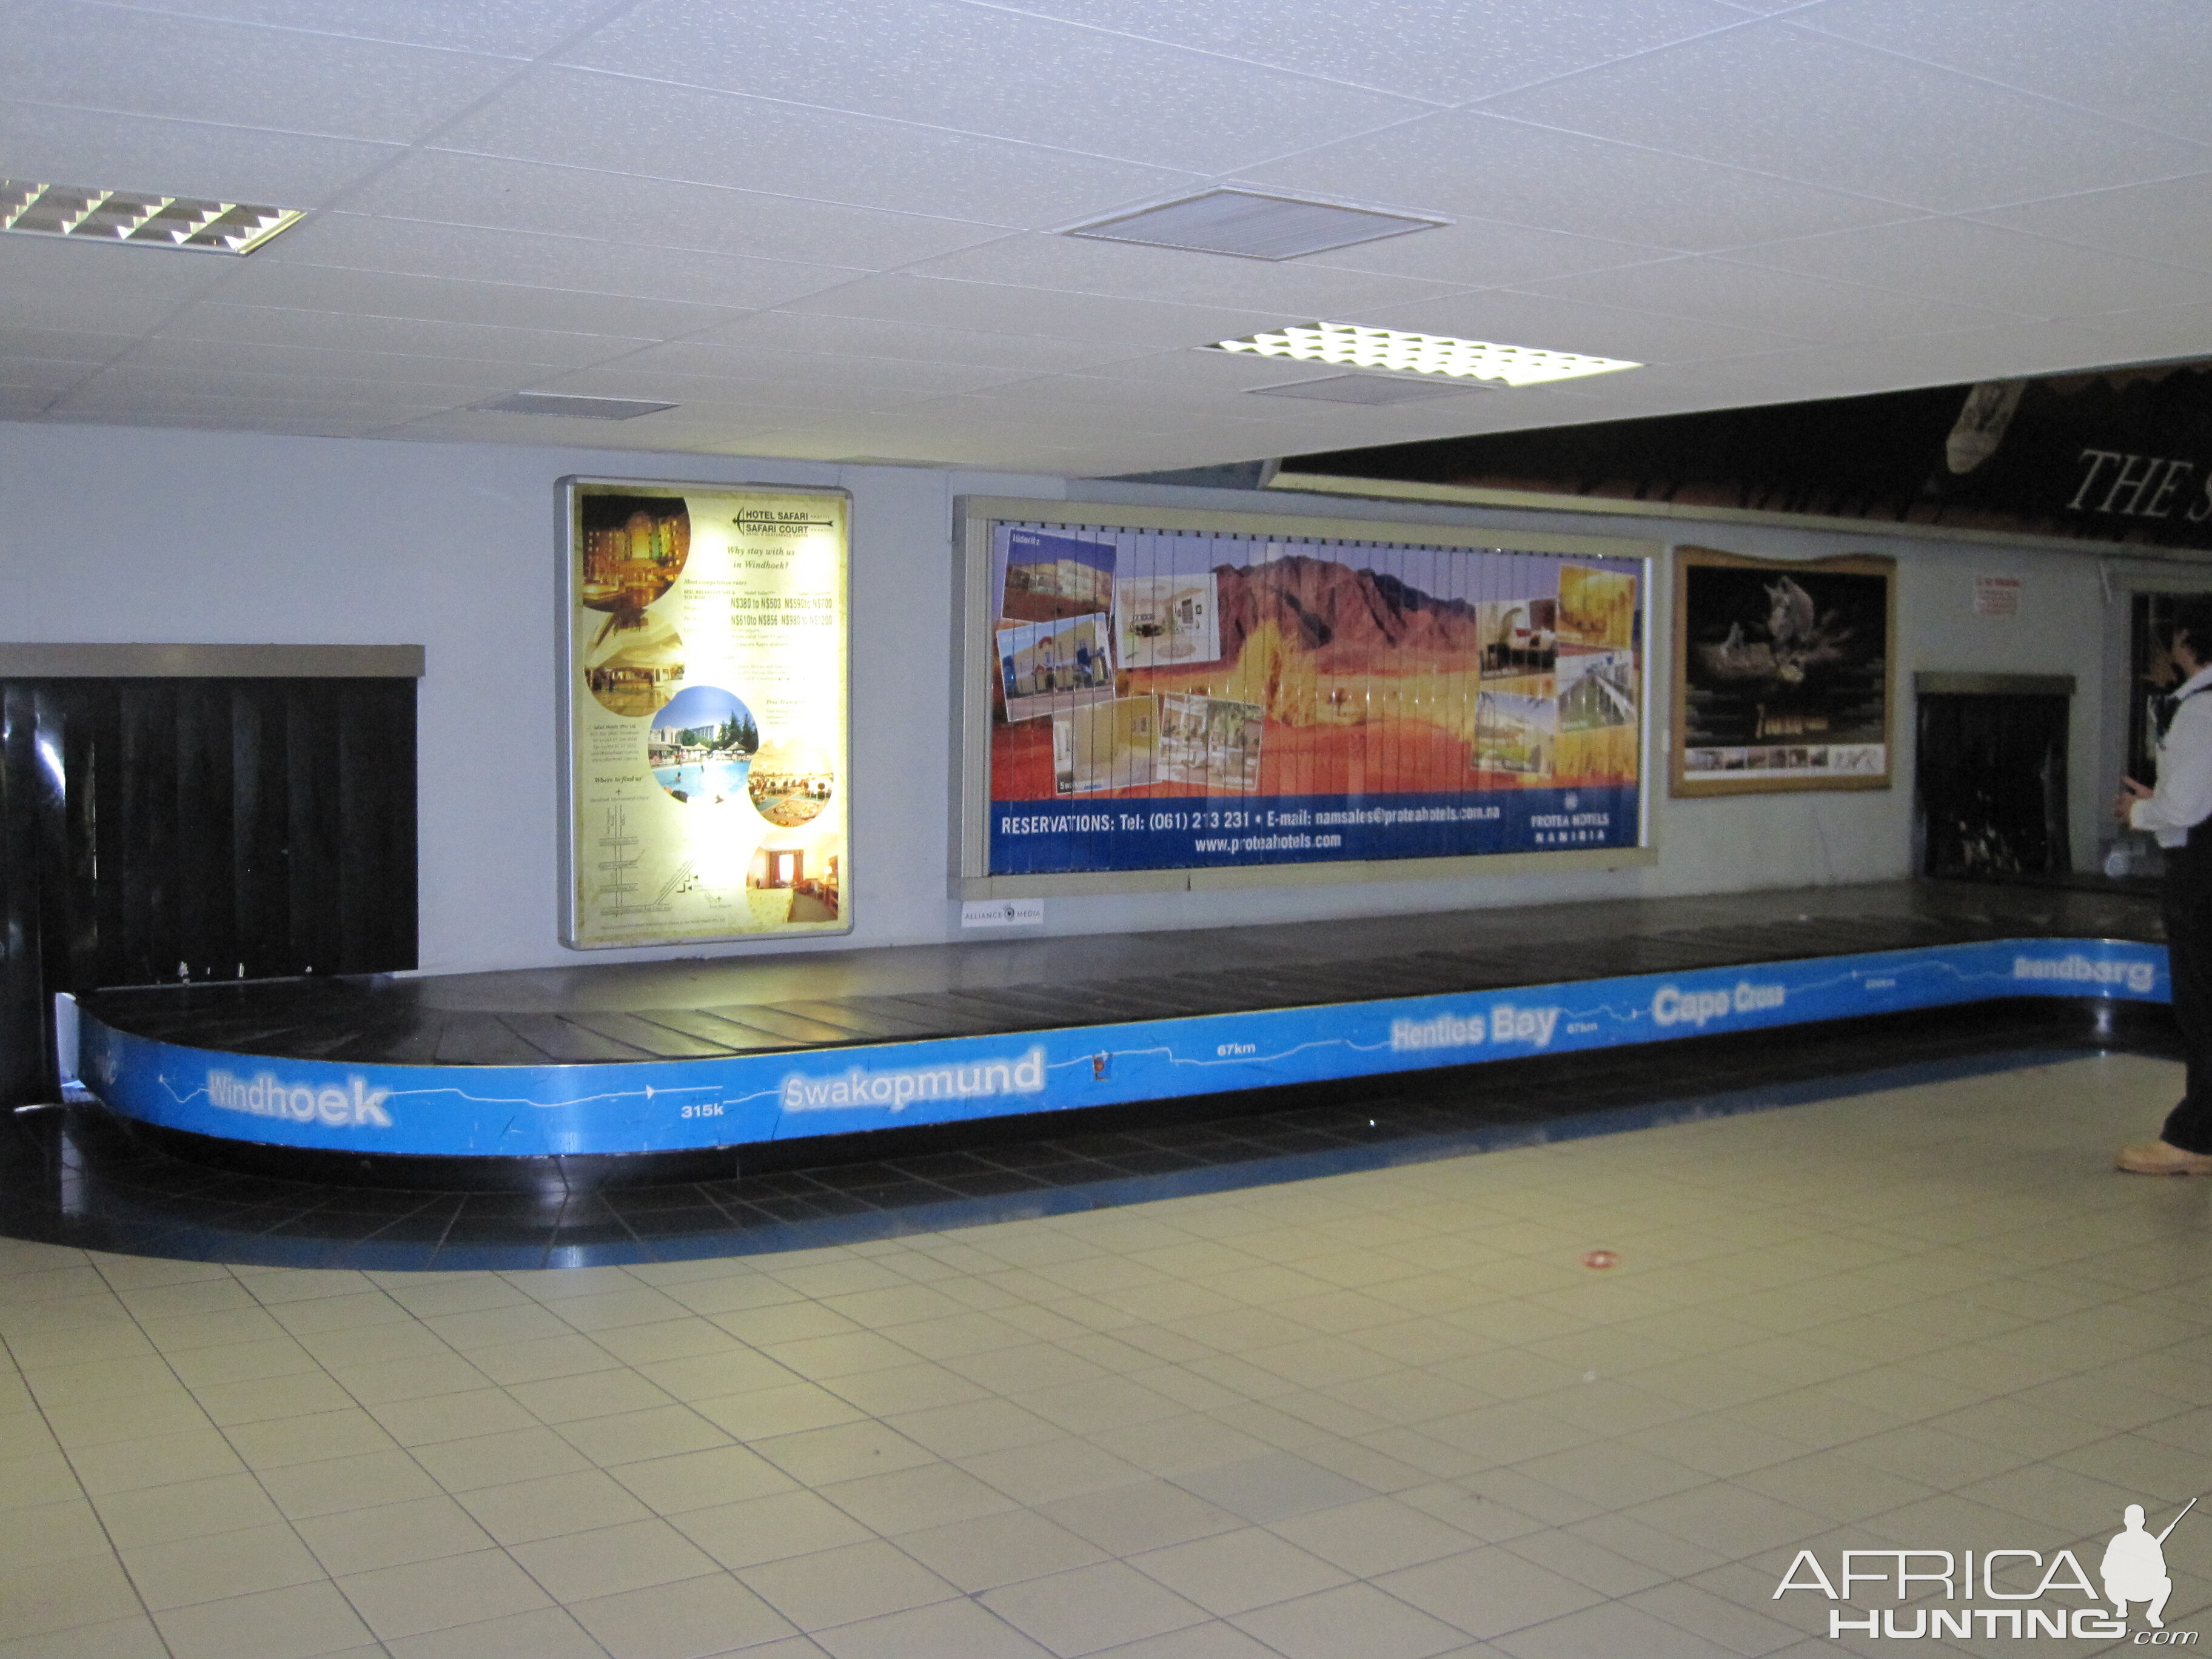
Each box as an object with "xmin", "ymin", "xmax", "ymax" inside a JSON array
[
  {"xmin": 558, "ymin": 476, "xmax": 853, "ymax": 951},
  {"xmin": 954, "ymin": 497, "xmax": 1660, "ymax": 899}
]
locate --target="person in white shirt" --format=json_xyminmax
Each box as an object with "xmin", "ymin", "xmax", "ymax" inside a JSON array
[{"xmin": 2114, "ymin": 597, "xmax": 2212, "ymax": 1175}]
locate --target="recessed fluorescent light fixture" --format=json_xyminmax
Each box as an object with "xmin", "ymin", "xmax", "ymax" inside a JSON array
[
  {"xmin": 1, "ymin": 179, "xmax": 303, "ymax": 253},
  {"xmin": 1212, "ymin": 323, "xmax": 1641, "ymax": 387},
  {"xmin": 1068, "ymin": 190, "xmax": 1444, "ymax": 261},
  {"xmin": 472, "ymin": 393, "xmax": 676, "ymax": 420}
]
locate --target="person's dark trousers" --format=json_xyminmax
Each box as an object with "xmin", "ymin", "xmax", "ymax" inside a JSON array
[{"xmin": 2162, "ymin": 862, "xmax": 2212, "ymax": 1153}]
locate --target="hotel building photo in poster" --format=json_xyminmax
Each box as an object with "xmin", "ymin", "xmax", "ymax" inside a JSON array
[
  {"xmin": 561, "ymin": 478, "xmax": 849, "ymax": 948},
  {"xmin": 959, "ymin": 502, "xmax": 1654, "ymax": 887}
]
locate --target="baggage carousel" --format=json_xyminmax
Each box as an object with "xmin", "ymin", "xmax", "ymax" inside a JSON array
[
  {"xmin": 73, "ymin": 878, "xmax": 2165, "ymax": 1169},
  {"xmin": 4, "ymin": 879, "xmax": 2174, "ymax": 1268}
]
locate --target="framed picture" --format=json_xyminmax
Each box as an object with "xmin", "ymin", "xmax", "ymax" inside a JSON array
[
  {"xmin": 1671, "ymin": 545, "xmax": 1894, "ymax": 796},
  {"xmin": 558, "ymin": 477, "xmax": 850, "ymax": 948},
  {"xmin": 956, "ymin": 498, "xmax": 1661, "ymax": 896}
]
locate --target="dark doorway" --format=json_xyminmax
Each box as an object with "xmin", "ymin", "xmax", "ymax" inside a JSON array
[
  {"xmin": 0, "ymin": 666, "xmax": 418, "ymax": 1108},
  {"xmin": 1915, "ymin": 675, "xmax": 2073, "ymax": 880}
]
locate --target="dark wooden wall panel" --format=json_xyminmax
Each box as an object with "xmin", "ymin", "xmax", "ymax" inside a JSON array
[{"xmin": 0, "ymin": 677, "xmax": 417, "ymax": 1106}]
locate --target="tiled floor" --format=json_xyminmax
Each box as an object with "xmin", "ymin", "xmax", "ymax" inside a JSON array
[{"xmin": 1, "ymin": 1049, "xmax": 2207, "ymax": 1659}]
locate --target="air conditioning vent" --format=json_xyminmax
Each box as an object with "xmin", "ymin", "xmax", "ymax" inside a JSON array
[{"xmin": 1068, "ymin": 190, "xmax": 1444, "ymax": 261}]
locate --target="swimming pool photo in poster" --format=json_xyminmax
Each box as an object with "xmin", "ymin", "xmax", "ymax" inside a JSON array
[{"xmin": 648, "ymin": 684, "xmax": 757, "ymax": 805}]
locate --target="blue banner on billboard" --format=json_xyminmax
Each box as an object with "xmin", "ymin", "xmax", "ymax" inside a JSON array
[
  {"xmin": 80, "ymin": 937, "xmax": 2164, "ymax": 1161},
  {"xmin": 989, "ymin": 785, "xmax": 1640, "ymax": 872}
]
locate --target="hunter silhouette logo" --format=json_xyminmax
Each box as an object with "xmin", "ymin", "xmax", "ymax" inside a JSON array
[
  {"xmin": 1774, "ymin": 1497, "xmax": 2201, "ymax": 1641},
  {"xmin": 2105, "ymin": 1500, "xmax": 2193, "ymax": 1631}
]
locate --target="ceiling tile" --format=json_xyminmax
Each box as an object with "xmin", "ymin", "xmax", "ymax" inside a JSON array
[
  {"xmin": 689, "ymin": 312, "xmax": 1144, "ymax": 374},
  {"xmin": 1680, "ymin": 322, "xmax": 2161, "ymax": 396},
  {"xmin": 2071, "ymin": 301, "xmax": 2212, "ymax": 366},
  {"xmin": 1298, "ymin": 216, "xmax": 1672, "ymax": 288},
  {"xmin": 945, "ymin": 375, "xmax": 1429, "ymax": 430},
  {"xmin": 1796, "ymin": 0, "xmax": 2212, "ymax": 148},
  {"xmin": 1521, "ymin": 256, "xmax": 2023, "ymax": 342},
  {"xmin": 0, "ymin": 99, "xmax": 399, "ymax": 207},
  {"xmin": 124, "ymin": 336, "xmax": 568, "ymax": 387},
  {"xmin": 437, "ymin": 67, "xmax": 1199, "ymax": 225},
  {"xmin": 1476, "ymin": 21, "xmax": 2212, "ymax": 213},
  {"xmin": 521, "ymin": 367, "xmax": 969, "ymax": 414},
  {"xmin": 381, "ymin": 408, "xmax": 786, "ymax": 444},
  {"xmin": 57, "ymin": 363, "xmax": 477, "ymax": 409},
  {"xmin": 991, "ymin": 0, "xmax": 1749, "ymax": 104},
  {"xmin": 0, "ymin": 361, "xmax": 93, "ymax": 396},
  {"xmin": 580, "ymin": 343, "xmax": 1037, "ymax": 397},
  {"xmin": 345, "ymin": 151, "xmax": 1005, "ymax": 268},
  {"xmin": 45, "ymin": 383, "xmax": 448, "ymax": 420},
  {"xmin": 777, "ymin": 275, "xmax": 1292, "ymax": 347},
  {"xmin": 1971, "ymin": 176, "xmax": 2212, "ymax": 276},
  {"xmin": 870, "ymin": 400, "xmax": 1196, "ymax": 443},
  {"xmin": 260, "ymin": 213, "xmax": 866, "ymax": 310},
  {"xmin": 0, "ymin": 233, "xmax": 240, "ymax": 305},
  {"xmin": 1730, "ymin": 218, "xmax": 2212, "ymax": 318},
  {"xmin": 79, "ymin": 0, "xmax": 622, "ymax": 56},
  {"xmin": 204, "ymin": 264, "xmax": 750, "ymax": 339},
  {"xmin": 1344, "ymin": 289, "xmax": 1803, "ymax": 362},
  {"xmin": 1070, "ymin": 350, "xmax": 1364, "ymax": 390},
  {"xmin": 155, "ymin": 303, "xmax": 655, "ymax": 366},
  {"xmin": 38, "ymin": 407, "xmax": 405, "ymax": 436},
  {"xmin": 1244, "ymin": 111, "xmax": 1914, "ymax": 251},
  {"xmin": 5, "ymin": 0, "xmax": 526, "ymax": 142},
  {"xmin": 896, "ymin": 233, "xmax": 1466, "ymax": 315},
  {"xmin": 562, "ymin": 0, "xmax": 1434, "ymax": 173},
  {"xmin": 0, "ymin": 326, "xmax": 139, "ymax": 360}
]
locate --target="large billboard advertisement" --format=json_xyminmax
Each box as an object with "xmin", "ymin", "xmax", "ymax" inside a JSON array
[
  {"xmin": 965, "ymin": 508, "xmax": 1650, "ymax": 882},
  {"xmin": 560, "ymin": 479, "xmax": 849, "ymax": 948}
]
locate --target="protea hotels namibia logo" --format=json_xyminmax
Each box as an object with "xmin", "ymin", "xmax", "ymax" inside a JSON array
[{"xmin": 1774, "ymin": 1500, "xmax": 2199, "ymax": 1641}]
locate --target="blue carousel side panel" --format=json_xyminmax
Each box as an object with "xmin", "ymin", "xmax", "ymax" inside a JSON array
[{"xmin": 76, "ymin": 939, "xmax": 2165, "ymax": 1158}]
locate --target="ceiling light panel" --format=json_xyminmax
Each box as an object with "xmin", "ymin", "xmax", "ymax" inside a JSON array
[
  {"xmin": 1, "ymin": 181, "xmax": 304, "ymax": 254},
  {"xmin": 1070, "ymin": 190, "xmax": 1444, "ymax": 260},
  {"xmin": 1210, "ymin": 322, "xmax": 1641, "ymax": 386}
]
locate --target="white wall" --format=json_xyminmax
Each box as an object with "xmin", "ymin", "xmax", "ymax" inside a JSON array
[{"xmin": 0, "ymin": 421, "xmax": 2116, "ymax": 975}]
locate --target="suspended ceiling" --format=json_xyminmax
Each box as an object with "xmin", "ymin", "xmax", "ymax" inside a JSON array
[{"xmin": 7, "ymin": 0, "xmax": 2212, "ymax": 475}]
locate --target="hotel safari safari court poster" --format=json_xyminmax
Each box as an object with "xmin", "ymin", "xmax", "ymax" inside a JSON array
[{"xmin": 561, "ymin": 478, "xmax": 850, "ymax": 948}]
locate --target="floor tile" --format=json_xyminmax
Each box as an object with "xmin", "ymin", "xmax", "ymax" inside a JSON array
[
  {"xmin": 1228, "ymin": 1581, "xmax": 1466, "ymax": 1659},
  {"xmin": 295, "ymin": 1493, "xmax": 498, "ymax": 1575},
  {"xmin": 981, "ymin": 1560, "xmax": 1212, "ymax": 1657},
  {"xmin": 568, "ymin": 1571, "xmax": 796, "ymax": 1659},
  {"xmin": 120, "ymin": 1520, "xmax": 326, "ymax": 1609},
  {"xmin": 738, "ymin": 1539, "xmax": 959, "ymax": 1631},
  {"xmin": 811, "ymin": 1597, "xmax": 1054, "ymax": 1659},
  {"xmin": 152, "ymin": 1581, "xmax": 375, "ymax": 1659},
  {"xmin": 1129, "ymin": 1526, "xmax": 1350, "ymax": 1616},
  {"xmin": 335, "ymin": 1547, "xmax": 554, "ymax": 1640}
]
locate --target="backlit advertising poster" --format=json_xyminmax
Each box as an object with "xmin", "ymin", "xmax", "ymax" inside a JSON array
[
  {"xmin": 974, "ymin": 515, "xmax": 1647, "ymax": 877},
  {"xmin": 561, "ymin": 478, "xmax": 848, "ymax": 947}
]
